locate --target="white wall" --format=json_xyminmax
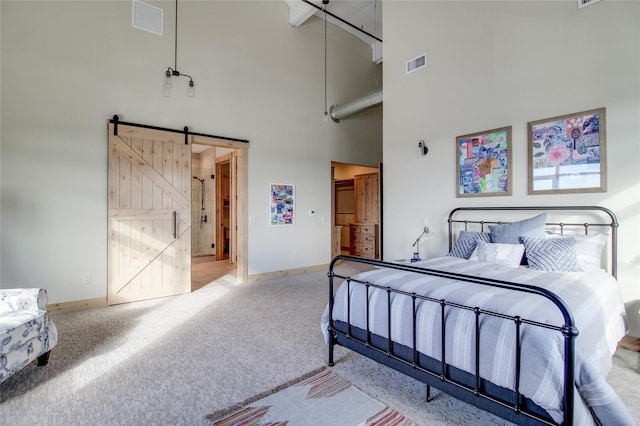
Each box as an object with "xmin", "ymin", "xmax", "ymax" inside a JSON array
[
  {"xmin": 382, "ymin": 1, "xmax": 639, "ymax": 314},
  {"xmin": 0, "ymin": 1, "xmax": 382, "ymax": 303}
]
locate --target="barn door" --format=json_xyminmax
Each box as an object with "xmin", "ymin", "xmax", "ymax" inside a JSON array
[{"xmin": 107, "ymin": 122, "xmax": 192, "ymax": 305}]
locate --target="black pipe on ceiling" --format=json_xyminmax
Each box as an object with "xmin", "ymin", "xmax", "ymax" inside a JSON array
[{"xmin": 301, "ymin": 0, "xmax": 383, "ymax": 43}]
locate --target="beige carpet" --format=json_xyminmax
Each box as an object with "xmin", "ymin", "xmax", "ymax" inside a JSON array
[{"xmin": 1, "ymin": 263, "xmax": 638, "ymax": 425}]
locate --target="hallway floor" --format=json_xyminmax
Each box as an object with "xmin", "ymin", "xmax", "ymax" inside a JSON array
[{"xmin": 191, "ymin": 260, "xmax": 236, "ymax": 291}]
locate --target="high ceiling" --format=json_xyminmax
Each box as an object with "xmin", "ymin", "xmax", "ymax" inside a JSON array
[{"xmin": 284, "ymin": 0, "xmax": 383, "ymax": 63}]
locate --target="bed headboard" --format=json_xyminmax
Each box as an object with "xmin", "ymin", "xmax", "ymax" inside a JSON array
[{"xmin": 447, "ymin": 206, "xmax": 619, "ymax": 278}]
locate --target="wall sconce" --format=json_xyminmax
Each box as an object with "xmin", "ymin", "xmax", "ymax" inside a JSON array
[{"xmin": 417, "ymin": 140, "xmax": 428, "ymax": 157}]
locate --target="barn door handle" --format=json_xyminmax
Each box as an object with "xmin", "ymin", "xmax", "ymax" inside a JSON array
[{"xmin": 173, "ymin": 211, "xmax": 177, "ymax": 238}]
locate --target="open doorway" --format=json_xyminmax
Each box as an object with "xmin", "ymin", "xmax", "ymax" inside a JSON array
[
  {"xmin": 331, "ymin": 162, "xmax": 380, "ymax": 260},
  {"xmin": 191, "ymin": 144, "xmax": 236, "ymax": 290}
]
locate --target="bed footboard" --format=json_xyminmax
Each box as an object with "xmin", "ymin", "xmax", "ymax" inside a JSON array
[{"xmin": 327, "ymin": 255, "xmax": 578, "ymax": 426}]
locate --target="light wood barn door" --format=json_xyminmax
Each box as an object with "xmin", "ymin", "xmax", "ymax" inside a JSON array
[{"xmin": 107, "ymin": 123, "xmax": 192, "ymax": 305}]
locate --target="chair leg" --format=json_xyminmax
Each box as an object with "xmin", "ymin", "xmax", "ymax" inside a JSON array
[{"xmin": 36, "ymin": 351, "xmax": 51, "ymax": 366}]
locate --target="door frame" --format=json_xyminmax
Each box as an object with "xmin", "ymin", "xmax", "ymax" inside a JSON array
[
  {"xmin": 192, "ymin": 134, "xmax": 248, "ymax": 282},
  {"xmin": 330, "ymin": 161, "xmax": 382, "ymax": 260}
]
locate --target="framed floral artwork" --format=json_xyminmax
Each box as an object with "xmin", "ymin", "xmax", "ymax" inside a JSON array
[
  {"xmin": 528, "ymin": 108, "xmax": 606, "ymax": 194},
  {"xmin": 456, "ymin": 126, "xmax": 512, "ymax": 197}
]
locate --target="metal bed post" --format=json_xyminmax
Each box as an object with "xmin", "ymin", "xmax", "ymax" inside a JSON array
[{"xmin": 327, "ymin": 266, "xmax": 336, "ymax": 367}]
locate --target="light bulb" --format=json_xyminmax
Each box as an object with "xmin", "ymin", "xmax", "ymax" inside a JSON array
[
  {"xmin": 323, "ymin": 111, "xmax": 329, "ymax": 122},
  {"xmin": 187, "ymin": 80, "xmax": 195, "ymax": 98},
  {"xmin": 163, "ymin": 70, "xmax": 172, "ymax": 97}
]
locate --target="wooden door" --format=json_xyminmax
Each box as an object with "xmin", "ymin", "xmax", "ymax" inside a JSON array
[
  {"xmin": 215, "ymin": 152, "xmax": 236, "ymax": 264},
  {"xmin": 354, "ymin": 172, "xmax": 379, "ymax": 224},
  {"xmin": 215, "ymin": 155, "xmax": 230, "ymax": 261},
  {"xmin": 107, "ymin": 123, "xmax": 192, "ymax": 305},
  {"xmin": 354, "ymin": 174, "xmax": 366, "ymax": 223},
  {"xmin": 364, "ymin": 173, "xmax": 379, "ymax": 223}
]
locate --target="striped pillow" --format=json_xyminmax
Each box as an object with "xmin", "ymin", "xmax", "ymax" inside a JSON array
[
  {"xmin": 522, "ymin": 235, "xmax": 582, "ymax": 272},
  {"xmin": 469, "ymin": 241, "xmax": 525, "ymax": 267}
]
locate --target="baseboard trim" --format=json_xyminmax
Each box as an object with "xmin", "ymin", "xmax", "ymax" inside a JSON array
[
  {"xmin": 45, "ymin": 264, "xmax": 330, "ymax": 312},
  {"xmin": 248, "ymin": 264, "xmax": 328, "ymax": 283},
  {"xmin": 47, "ymin": 297, "xmax": 107, "ymax": 314}
]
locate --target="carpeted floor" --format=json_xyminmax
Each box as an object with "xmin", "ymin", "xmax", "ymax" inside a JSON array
[{"xmin": 0, "ymin": 262, "xmax": 638, "ymax": 425}]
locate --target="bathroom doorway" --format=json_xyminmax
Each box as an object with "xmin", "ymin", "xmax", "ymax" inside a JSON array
[{"xmin": 192, "ymin": 144, "xmax": 236, "ymax": 289}]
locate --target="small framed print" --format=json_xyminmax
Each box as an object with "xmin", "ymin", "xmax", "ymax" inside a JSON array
[
  {"xmin": 528, "ymin": 108, "xmax": 606, "ymax": 195},
  {"xmin": 456, "ymin": 126, "xmax": 512, "ymax": 197},
  {"xmin": 269, "ymin": 183, "xmax": 295, "ymax": 226}
]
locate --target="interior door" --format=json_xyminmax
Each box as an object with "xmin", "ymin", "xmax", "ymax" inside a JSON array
[
  {"xmin": 107, "ymin": 122, "xmax": 192, "ymax": 305},
  {"xmin": 215, "ymin": 152, "xmax": 236, "ymax": 264},
  {"xmin": 215, "ymin": 155, "xmax": 230, "ymax": 261}
]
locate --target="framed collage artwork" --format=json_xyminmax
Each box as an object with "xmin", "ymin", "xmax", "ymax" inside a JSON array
[
  {"xmin": 456, "ymin": 126, "xmax": 512, "ymax": 198},
  {"xmin": 269, "ymin": 183, "xmax": 295, "ymax": 226},
  {"xmin": 528, "ymin": 108, "xmax": 606, "ymax": 194}
]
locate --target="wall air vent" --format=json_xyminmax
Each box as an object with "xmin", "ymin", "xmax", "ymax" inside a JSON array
[
  {"xmin": 406, "ymin": 53, "xmax": 427, "ymax": 74},
  {"xmin": 578, "ymin": 0, "xmax": 602, "ymax": 9},
  {"xmin": 132, "ymin": 0, "xmax": 163, "ymax": 36}
]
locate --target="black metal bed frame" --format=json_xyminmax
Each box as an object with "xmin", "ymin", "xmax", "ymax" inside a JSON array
[{"xmin": 327, "ymin": 206, "xmax": 618, "ymax": 426}]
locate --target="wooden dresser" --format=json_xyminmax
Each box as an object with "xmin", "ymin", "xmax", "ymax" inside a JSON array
[
  {"xmin": 350, "ymin": 223, "xmax": 379, "ymax": 259},
  {"xmin": 349, "ymin": 172, "xmax": 380, "ymax": 260}
]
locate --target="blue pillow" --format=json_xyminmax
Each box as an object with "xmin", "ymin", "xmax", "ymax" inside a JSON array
[
  {"xmin": 522, "ymin": 235, "xmax": 582, "ymax": 272},
  {"xmin": 448, "ymin": 230, "xmax": 492, "ymax": 259},
  {"xmin": 489, "ymin": 213, "xmax": 547, "ymax": 244}
]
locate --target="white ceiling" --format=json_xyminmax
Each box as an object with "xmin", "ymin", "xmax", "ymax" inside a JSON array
[{"xmin": 285, "ymin": 0, "xmax": 383, "ymax": 63}]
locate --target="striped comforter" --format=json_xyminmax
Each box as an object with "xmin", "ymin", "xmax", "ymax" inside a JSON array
[{"xmin": 322, "ymin": 256, "xmax": 632, "ymax": 425}]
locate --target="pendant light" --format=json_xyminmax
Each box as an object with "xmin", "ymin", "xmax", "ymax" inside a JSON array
[
  {"xmin": 323, "ymin": 0, "xmax": 329, "ymax": 121},
  {"xmin": 163, "ymin": 0, "xmax": 195, "ymax": 97}
]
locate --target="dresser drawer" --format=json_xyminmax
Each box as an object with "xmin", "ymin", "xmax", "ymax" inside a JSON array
[
  {"xmin": 359, "ymin": 225, "xmax": 375, "ymax": 235},
  {"xmin": 352, "ymin": 233, "xmax": 375, "ymax": 244},
  {"xmin": 349, "ymin": 223, "xmax": 379, "ymax": 260},
  {"xmin": 352, "ymin": 243, "xmax": 376, "ymax": 259}
]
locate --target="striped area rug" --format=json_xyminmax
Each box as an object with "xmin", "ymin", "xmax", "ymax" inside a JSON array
[{"xmin": 207, "ymin": 368, "xmax": 417, "ymax": 426}]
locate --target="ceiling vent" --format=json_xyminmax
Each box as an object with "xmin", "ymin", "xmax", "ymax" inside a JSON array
[
  {"xmin": 578, "ymin": 0, "xmax": 601, "ymax": 9},
  {"xmin": 132, "ymin": 0, "xmax": 163, "ymax": 36},
  {"xmin": 406, "ymin": 53, "xmax": 427, "ymax": 74}
]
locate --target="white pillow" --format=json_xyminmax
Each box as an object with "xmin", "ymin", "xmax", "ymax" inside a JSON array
[
  {"xmin": 574, "ymin": 233, "xmax": 608, "ymax": 271},
  {"xmin": 469, "ymin": 241, "xmax": 525, "ymax": 267}
]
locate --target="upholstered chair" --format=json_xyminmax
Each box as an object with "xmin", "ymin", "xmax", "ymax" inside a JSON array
[{"xmin": 0, "ymin": 288, "xmax": 58, "ymax": 383}]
